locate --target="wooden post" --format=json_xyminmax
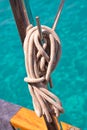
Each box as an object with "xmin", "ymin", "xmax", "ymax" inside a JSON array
[
  {"xmin": 9, "ymin": 0, "xmax": 30, "ymax": 43},
  {"xmin": 9, "ymin": 0, "xmax": 60, "ymax": 129},
  {"xmin": 9, "ymin": 1, "xmax": 80, "ymax": 130}
]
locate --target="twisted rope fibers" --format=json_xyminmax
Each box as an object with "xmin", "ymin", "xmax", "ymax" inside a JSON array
[{"xmin": 23, "ymin": 24, "xmax": 64, "ymax": 122}]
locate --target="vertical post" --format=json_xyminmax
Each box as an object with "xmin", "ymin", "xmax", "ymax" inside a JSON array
[
  {"xmin": 9, "ymin": 0, "xmax": 30, "ymax": 43},
  {"xmin": 36, "ymin": 16, "xmax": 44, "ymax": 44},
  {"xmin": 9, "ymin": 1, "xmax": 60, "ymax": 129}
]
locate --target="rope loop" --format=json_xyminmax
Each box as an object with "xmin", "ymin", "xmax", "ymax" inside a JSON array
[{"xmin": 23, "ymin": 24, "xmax": 63, "ymax": 122}]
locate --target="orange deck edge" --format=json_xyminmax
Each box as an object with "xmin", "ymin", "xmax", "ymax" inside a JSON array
[{"xmin": 10, "ymin": 107, "xmax": 80, "ymax": 130}]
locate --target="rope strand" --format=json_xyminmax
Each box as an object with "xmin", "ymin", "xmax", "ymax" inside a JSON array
[
  {"xmin": 23, "ymin": 24, "xmax": 64, "ymax": 122},
  {"xmin": 52, "ymin": 0, "xmax": 65, "ymax": 30}
]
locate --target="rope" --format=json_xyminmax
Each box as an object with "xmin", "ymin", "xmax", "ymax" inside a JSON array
[
  {"xmin": 52, "ymin": 0, "xmax": 65, "ymax": 30},
  {"xmin": 23, "ymin": 24, "xmax": 64, "ymax": 122}
]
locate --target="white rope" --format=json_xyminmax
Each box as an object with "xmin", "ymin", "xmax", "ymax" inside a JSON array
[{"xmin": 23, "ymin": 24, "xmax": 64, "ymax": 122}]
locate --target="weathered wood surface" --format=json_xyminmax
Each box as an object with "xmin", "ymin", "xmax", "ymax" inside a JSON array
[
  {"xmin": 10, "ymin": 107, "xmax": 48, "ymax": 130},
  {"xmin": 9, "ymin": 0, "xmax": 30, "ymax": 43},
  {"xmin": 0, "ymin": 99, "xmax": 21, "ymax": 130}
]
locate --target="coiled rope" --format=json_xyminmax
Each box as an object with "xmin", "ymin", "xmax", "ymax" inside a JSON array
[
  {"xmin": 24, "ymin": 0, "xmax": 65, "ymax": 123},
  {"xmin": 23, "ymin": 24, "xmax": 63, "ymax": 122}
]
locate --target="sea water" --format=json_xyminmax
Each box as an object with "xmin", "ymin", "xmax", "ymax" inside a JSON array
[{"xmin": 0, "ymin": 0, "xmax": 87, "ymax": 129}]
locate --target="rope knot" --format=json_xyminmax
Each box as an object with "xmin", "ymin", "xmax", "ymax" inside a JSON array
[{"xmin": 24, "ymin": 24, "xmax": 63, "ymax": 122}]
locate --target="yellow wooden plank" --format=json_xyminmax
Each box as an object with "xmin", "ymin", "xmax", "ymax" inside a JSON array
[
  {"xmin": 10, "ymin": 107, "xmax": 48, "ymax": 130},
  {"xmin": 10, "ymin": 106, "xmax": 80, "ymax": 130},
  {"xmin": 61, "ymin": 122, "xmax": 80, "ymax": 130}
]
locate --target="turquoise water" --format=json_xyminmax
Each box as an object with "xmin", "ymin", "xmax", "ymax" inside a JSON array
[{"xmin": 0, "ymin": 0, "xmax": 87, "ymax": 129}]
